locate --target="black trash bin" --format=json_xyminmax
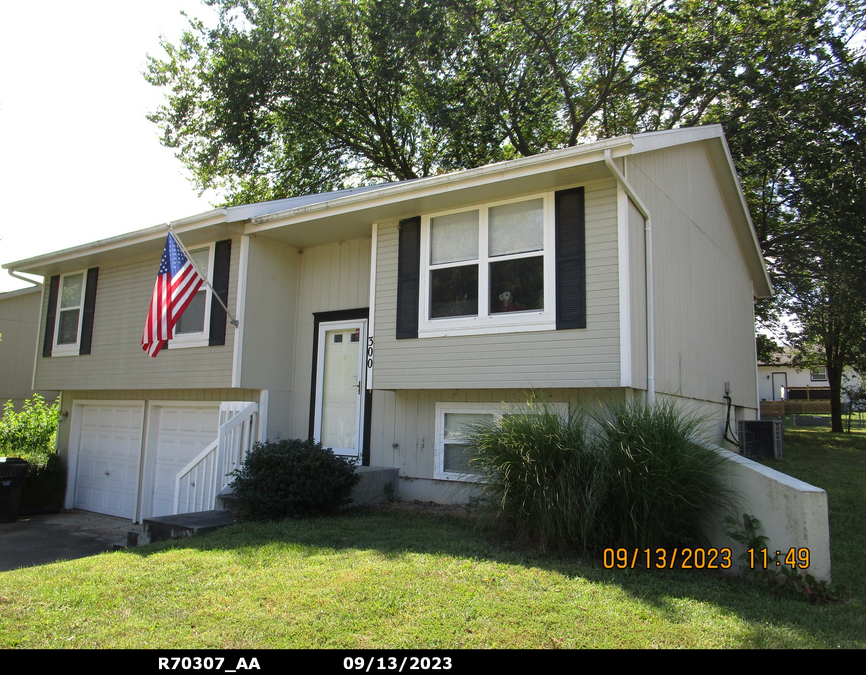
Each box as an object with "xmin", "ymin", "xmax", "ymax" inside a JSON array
[{"xmin": 0, "ymin": 457, "xmax": 29, "ymax": 523}]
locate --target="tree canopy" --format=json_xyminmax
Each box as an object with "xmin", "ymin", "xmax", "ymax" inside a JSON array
[
  {"xmin": 149, "ymin": 0, "xmax": 859, "ymax": 202},
  {"xmin": 147, "ymin": 0, "xmax": 866, "ymax": 431}
]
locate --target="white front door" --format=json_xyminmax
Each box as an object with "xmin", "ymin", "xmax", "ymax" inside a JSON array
[{"xmin": 314, "ymin": 320, "xmax": 367, "ymax": 458}]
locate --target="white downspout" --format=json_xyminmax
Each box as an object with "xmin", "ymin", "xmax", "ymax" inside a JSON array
[{"xmin": 604, "ymin": 149, "xmax": 655, "ymax": 404}]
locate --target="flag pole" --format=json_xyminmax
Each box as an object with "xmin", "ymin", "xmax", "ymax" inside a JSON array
[{"xmin": 166, "ymin": 224, "xmax": 239, "ymax": 328}]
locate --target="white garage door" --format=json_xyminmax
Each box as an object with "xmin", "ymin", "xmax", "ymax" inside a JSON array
[
  {"xmin": 149, "ymin": 405, "xmax": 220, "ymax": 518},
  {"xmin": 73, "ymin": 403, "xmax": 144, "ymax": 519}
]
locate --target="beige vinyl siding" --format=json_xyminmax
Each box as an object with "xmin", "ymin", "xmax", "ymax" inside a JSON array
[
  {"xmin": 0, "ymin": 288, "xmax": 57, "ymax": 411},
  {"xmin": 34, "ymin": 238, "xmax": 240, "ymax": 391},
  {"xmin": 54, "ymin": 388, "xmax": 260, "ymax": 462},
  {"xmin": 627, "ymin": 144, "xmax": 758, "ymax": 409},
  {"xmin": 238, "ymin": 236, "xmax": 301, "ymax": 441},
  {"xmin": 238, "ymin": 236, "xmax": 299, "ymax": 391},
  {"xmin": 286, "ymin": 239, "xmax": 372, "ymax": 440},
  {"xmin": 370, "ymin": 388, "xmax": 627, "ymax": 480},
  {"xmin": 371, "ymin": 179, "xmax": 621, "ymax": 389}
]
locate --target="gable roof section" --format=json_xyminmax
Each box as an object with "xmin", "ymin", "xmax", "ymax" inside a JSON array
[{"xmin": 4, "ymin": 125, "xmax": 771, "ymax": 297}]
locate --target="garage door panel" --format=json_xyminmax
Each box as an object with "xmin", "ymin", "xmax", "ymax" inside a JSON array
[
  {"xmin": 150, "ymin": 405, "xmax": 219, "ymax": 518},
  {"xmin": 73, "ymin": 403, "xmax": 144, "ymax": 520}
]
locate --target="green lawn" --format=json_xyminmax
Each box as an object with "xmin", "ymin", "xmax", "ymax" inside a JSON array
[{"xmin": 0, "ymin": 427, "xmax": 863, "ymax": 649}]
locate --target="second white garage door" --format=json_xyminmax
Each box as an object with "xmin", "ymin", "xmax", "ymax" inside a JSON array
[{"xmin": 146, "ymin": 404, "xmax": 220, "ymax": 518}]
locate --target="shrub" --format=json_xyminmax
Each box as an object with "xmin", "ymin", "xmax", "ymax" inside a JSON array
[
  {"xmin": 468, "ymin": 399, "xmax": 736, "ymax": 552},
  {"xmin": 469, "ymin": 403, "xmax": 605, "ymax": 550},
  {"xmin": 1, "ymin": 395, "xmax": 64, "ymax": 512},
  {"xmin": 0, "ymin": 395, "xmax": 59, "ymax": 456},
  {"xmin": 230, "ymin": 438, "xmax": 360, "ymax": 520},
  {"xmin": 594, "ymin": 400, "xmax": 734, "ymax": 550}
]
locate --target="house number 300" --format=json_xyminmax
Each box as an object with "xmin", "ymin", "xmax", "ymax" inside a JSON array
[{"xmin": 366, "ymin": 336, "xmax": 374, "ymax": 369}]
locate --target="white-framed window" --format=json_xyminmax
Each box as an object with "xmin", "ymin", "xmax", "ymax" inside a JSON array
[
  {"xmin": 434, "ymin": 401, "xmax": 569, "ymax": 481},
  {"xmin": 53, "ymin": 270, "xmax": 87, "ymax": 356},
  {"xmin": 170, "ymin": 244, "xmax": 214, "ymax": 348},
  {"xmin": 811, "ymin": 367, "xmax": 828, "ymax": 382},
  {"xmin": 419, "ymin": 193, "xmax": 556, "ymax": 337}
]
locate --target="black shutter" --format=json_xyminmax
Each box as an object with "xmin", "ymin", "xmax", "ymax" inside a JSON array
[
  {"xmin": 208, "ymin": 239, "xmax": 232, "ymax": 346},
  {"xmin": 42, "ymin": 275, "xmax": 60, "ymax": 357},
  {"xmin": 555, "ymin": 187, "xmax": 586, "ymax": 329},
  {"xmin": 396, "ymin": 217, "xmax": 421, "ymax": 339},
  {"xmin": 79, "ymin": 267, "xmax": 99, "ymax": 355}
]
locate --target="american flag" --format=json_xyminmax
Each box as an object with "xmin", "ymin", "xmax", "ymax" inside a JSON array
[{"xmin": 141, "ymin": 232, "xmax": 205, "ymax": 357}]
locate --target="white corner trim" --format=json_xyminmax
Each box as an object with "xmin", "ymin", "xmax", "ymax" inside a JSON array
[
  {"xmin": 367, "ymin": 223, "xmax": 378, "ymax": 390},
  {"xmin": 258, "ymin": 389, "xmax": 268, "ymax": 443},
  {"xmin": 617, "ymin": 181, "xmax": 632, "ymax": 388},
  {"xmin": 232, "ymin": 234, "xmax": 251, "ymax": 388}
]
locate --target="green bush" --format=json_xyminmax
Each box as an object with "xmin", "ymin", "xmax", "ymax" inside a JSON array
[
  {"xmin": 595, "ymin": 400, "xmax": 734, "ymax": 550},
  {"xmin": 469, "ymin": 403, "xmax": 605, "ymax": 550},
  {"xmin": 1, "ymin": 395, "xmax": 64, "ymax": 512},
  {"xmin": 0, "ymin": 395, "xmax": 59, "ymax": 456},
  {"xmin": 468, "ymin": 399, "xmax": 736, "ymax": 552},
  {"xmin": 230, "ymin": 438, "xmax": 360, "ymax": 520}
]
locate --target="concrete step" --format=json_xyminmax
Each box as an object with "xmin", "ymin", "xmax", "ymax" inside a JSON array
[
  {"xmin": 137, "ymin": 510, "xmax": 240, "ymax": 546},
  {"xmin": 132, "ymin": 467, "xmax": 398, "ymax": 546}
]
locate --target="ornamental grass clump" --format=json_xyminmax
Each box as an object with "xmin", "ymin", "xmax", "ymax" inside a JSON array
[
  {"xmin": 594, "ymin": 400, "xmax": 734, "ymax": 550},
  {"xmin": 468, "ymin": 403, "xmax": 606, "ymax": 551},
  {"xmin": 467, "ymin": 399, "xmax": 737, "ymax": 553},
  {"xmin": 230, "ymin": 438, "xmax": 360, "ymax": 520}
]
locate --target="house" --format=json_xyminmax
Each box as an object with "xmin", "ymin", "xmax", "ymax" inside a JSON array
[
  {"xmin": 758, "ymin": 355, "xmax": 861, "ymax": 402},
  {"xmin": 0, "ymin": 285, "xmax": 58, "ymax": 414},
  {"xmin": 3, "ymin": 125, "xmax": 773, "ymax": 521}
]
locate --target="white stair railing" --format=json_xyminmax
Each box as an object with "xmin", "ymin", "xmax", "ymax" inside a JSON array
[{"xmin": 174, "ymin": 401, "xmax": 259, "ymax": 515}]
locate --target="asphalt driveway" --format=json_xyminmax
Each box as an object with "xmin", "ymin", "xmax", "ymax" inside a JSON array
[{"xmin": 0, "ymin": 510, "xmax": 140, "ymax": 572}]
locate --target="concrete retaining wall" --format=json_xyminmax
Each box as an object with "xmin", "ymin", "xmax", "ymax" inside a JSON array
[{"xmin": 707, "ymin": 446, "xmax": 831, "ymax": 581}]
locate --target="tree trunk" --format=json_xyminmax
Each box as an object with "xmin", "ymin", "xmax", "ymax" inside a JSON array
[{"xmin": 828, "ymin": 359, "xmax": 845, "ymax": 433}]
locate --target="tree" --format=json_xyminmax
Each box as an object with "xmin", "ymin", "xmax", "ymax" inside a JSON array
[
  {"xmin": 707, "ymin": 7, "xmax": 866, "ymax": 432},
  {"xmin": 148, "ymin": 0, "xmax": 866, "ymax": 430},
  {"xmin": 148, "ymin": 0, "xmax": 813, "ymax": 202},
  {"xmin": 146, "ymin": 0, "xmax": 460, "ymax": 202}
]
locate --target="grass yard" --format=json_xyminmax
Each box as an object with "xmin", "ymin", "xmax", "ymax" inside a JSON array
[{"xmin": 0, "ymin": 427, "xmax": 863, "ymax": 649}]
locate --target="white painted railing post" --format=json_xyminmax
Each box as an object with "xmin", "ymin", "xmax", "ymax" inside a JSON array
[{"xmin": 173, "ymin": 401, "xmax": 259, "ymax": 515}]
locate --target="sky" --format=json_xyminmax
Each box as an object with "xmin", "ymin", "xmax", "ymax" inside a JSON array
[{"xmin": 0, "ymin": 1, "xmax": 224, "ymax": 293}]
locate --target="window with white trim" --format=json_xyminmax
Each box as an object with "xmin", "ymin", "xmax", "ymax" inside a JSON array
[
  {"xmin": 53, "ymin": 271, "xmax": 87, "ymax": 356},
  {"xmin": 434, "ymin": 401, "xmax": 569, "ymax": 481},
  {"xmin": 810, "ymin": 367, "xmax": 828, "ymax": 382},
  {"xmin": 419, "ymin": 193, "xmax": 556, "ymax": 337},
  {"xmin": 170, "ymin": 244, "xmax": 214, "ymax": 348}
]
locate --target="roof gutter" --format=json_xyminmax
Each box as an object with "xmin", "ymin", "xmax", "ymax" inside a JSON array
[
  {"xmin": 604, "ymin": 149, "xmax": 655, "ymax": 404},
  {"xmin": 6, "ymin": 268, "xmax": 42, "ymax": 288}
]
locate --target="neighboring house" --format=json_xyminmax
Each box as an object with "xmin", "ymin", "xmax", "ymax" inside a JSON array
[
  {"xmin": 3, "ymin": 125, "xmax": 773, "ymax": 521},
  {"xmin": 758, "ymin": 356, "xmax": 861, "ymax": 402},
  {"xmin": 0, "ymin": 286, "xmax": 58, "ymax": 414}
]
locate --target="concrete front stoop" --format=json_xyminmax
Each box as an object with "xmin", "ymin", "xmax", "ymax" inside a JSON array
[
  {"xmin": 129, "ymin": 467, "xmax": 399, "ymax": 547},
  {"xmin": 136, "ymin": 510, "xmax": 241, "ymax": 546}
]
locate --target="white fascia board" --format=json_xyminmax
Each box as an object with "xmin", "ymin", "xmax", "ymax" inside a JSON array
[
  {"xmin": 3, "ymin": 208, "xmax": 230, "ymax": 274},
  {"xmin": 629, "ymin": 124, "xmax": 725, "ymax": 154},
  {"xmin": 0, "ymin": 284, "xmax": 42, "ymax": 300},
  {"xmin": 248, "ymin": 137, "xmax": 638, "ymax": 231}
]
